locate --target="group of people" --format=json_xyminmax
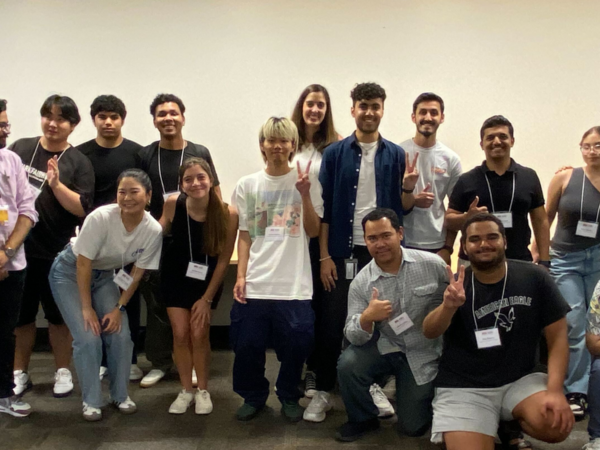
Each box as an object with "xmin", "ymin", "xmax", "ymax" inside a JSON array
[{"xmin": 0, "ymin": 82, "xmax": 600, "ymax": 450}]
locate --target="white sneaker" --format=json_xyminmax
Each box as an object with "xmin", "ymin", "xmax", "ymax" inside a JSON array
[
  {"xmin": 303, "ymin": 391, "xmax": 333, "ymax": 422},
  {"xmin": 53, "ymin": 368, "xmax": 73, "ymax": 398},
  {"xmin": 192, "ymin": 369, "xmax": 198, "ymax": 387},
  {"xmin": 583, "ymin": 438, "xmax": 600, "ymax": 449},
  {"xmin": 82, "ymin": 402, "xmax": 102, "ymax": 422},
  {"xmin": 99, "ymin": 366, "xmax": 108, "ymax": 381},
  {"xmin": 111, "ymin": 396, "xmax": 137, "ymax": 414},
  {"xmin": 195, "ymin": 389, "xmax": 213, "ymax": 415},
  {"xmin": 13, "ymin": 370, "xmax": 33, "ymax": 397},
  {"xmin": 0, "ymin": 396, "xmax": 32, "ymax": 417},
  {"xmin": 370, "ymin": 383, "xmax": 394, "ymax": 418},
  {"xmin": 169, "ymin": 390, "xmax": 195, "ymax": 414},
  {"xmin": 304, "ymin": 371, "xmax": 317, "ymax": 398},
  {"xmin": 129, "ymin": 364, "xmax": 143, "ymax": 381},
  {"xmin": 140, "ymin": 369, "xmax": 165, "ymax": 388}
]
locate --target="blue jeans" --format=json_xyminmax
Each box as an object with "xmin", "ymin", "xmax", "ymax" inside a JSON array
[
  {"xmin": 588, "ymin": 357, "xmax": 600, "ymax": 439},
  {"xmin": 49, "ymin": 246, "xmax": 133, "ymax": 407},
  {"xmin": 230, "ymin": 299, "xmax": 314, "ymax": 407},
  {"xmin": 550, "ymin": 243, "xmax": 600, "ymax": 394}
]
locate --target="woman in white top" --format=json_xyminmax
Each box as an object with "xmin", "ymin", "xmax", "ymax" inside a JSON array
[
  {"xmin": 290, "ymin": 84, "xmax": 341, "ymax": 397},
  {"xmin": 49, "ymin": 169, "xmax": 162, "ymax": 422}
]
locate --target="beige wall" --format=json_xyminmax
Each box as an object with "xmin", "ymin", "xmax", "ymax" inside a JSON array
[{"xmin": 3, "ymin": 0, "xmax": 600, "ymax": 200}]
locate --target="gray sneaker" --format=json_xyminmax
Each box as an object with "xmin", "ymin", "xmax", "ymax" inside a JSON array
[{"xmin": 0, "ymin": 396, "xmax": 31, "ymax": 417}]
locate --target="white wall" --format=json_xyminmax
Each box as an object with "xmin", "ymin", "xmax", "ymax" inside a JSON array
[{"xmin": 3, "ymin": 0, "xmax": 600, "ymax": 200}]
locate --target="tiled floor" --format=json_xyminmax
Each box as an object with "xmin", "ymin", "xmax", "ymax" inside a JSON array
[{"xmin": 0, "ymin": 351, "xmax": 590, "ymax": 450}]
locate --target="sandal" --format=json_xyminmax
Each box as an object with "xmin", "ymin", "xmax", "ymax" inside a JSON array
[{"xmin": 498, "ymin": 421, "xmax": 533, "ymax": 450}]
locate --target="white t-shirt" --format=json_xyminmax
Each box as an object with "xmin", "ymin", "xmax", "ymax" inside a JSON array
[
  {"xmin": 399, "ymin": 139, "xmax": 462, "ymax": 249},
  {"xmin": 292, "ymin": 143, "xmax": 323, "ymax": 203},
  {"xmin": 72, "ymin": 204, "xmax": 163, "ymax": 271},
  {"xmin": 353, "ymin": 141, "xmax": 378, "ymax": 245},
  {"xmin": 232, "ymin": 169, "xmax": 324, "ymax": 300}
]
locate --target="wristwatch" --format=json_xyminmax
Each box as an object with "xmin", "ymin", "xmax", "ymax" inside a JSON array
[
  {"xmin": 402, "ymin": 187, "xmax": 415, "ymax": 194},
  {"xmin": 115, "ymin": 303, "xmax": 126, "ymax": 312},
  {"xmin": 3, "ymin": 246, "xmax": 16, "ymax": 259},
  {"xmin": 538, "ymin": 260, "xmax": 551, "ymax": 268}
]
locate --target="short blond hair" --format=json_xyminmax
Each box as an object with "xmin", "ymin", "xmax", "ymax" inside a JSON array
[{"xmin": 259, "ymin": 117, "xmax": 298, "ymax": 163}]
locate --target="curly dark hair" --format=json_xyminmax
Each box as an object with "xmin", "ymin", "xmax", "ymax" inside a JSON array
[
  {"xmin": 90, "ymin": 95, "xmax": 127, "ymax": 120},
  {"xmin": 350, "ymin": 82, "xmax": 386, "ymax": 104},
  {"xmin": 150, "ymin": 93, "xmax": 185, "ymax": 117}
]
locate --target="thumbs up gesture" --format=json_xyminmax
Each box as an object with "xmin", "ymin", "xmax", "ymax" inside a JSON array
[
  {"xmin": 414, "ymin": 183, "xmax": 435, "ymax": 208},
  {"xmin": 466, "ymin": 196, "xmax": 488, "ymax": 219},
  {"xmin": 364, "ymin": 288, "xmax": 393, "ymax": 322}
]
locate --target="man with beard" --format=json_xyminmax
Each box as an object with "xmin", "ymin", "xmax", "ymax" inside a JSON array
[
  {"xmin": 445, "ymin": 115, "xmax": 550, "ymax": 268},
  {"xmin": 305, "ymin": 83, "xmax": 416, "ymax": 423},
  {"xmin": 400, "ymin": 93, "xmax": 462, "ymax": 265},
  {"xmin": 423, "ymin": 213, "xmax": 573, "ymax": 450}
]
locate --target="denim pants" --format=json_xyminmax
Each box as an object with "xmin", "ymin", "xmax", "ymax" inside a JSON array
[
  {"xmin": 338, "ymin": 340, "xmax": 434, "ymax": 437},
  {"xmin": 230, "ymin": 299, "xmax": 314, "ymax": 407},
  {"xmin": 588, "ymin": 357, "xmax": 600, "ymax": 439},
  {"xmin": 49, "ymin": 246, "xmax": 133, "ymax": 407},
  {"xmin": 550, "ymin": 243, "xmax": 600, "ymax": 394}
]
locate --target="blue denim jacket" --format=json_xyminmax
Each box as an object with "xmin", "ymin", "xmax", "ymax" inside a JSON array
[{"xmin": 319, "ymin": 133, "xmax": 407, "ymax": 258}]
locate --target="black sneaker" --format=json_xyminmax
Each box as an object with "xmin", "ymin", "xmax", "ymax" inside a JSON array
[
  {"xmin": 304, "ymin": 371, "xmax": 317, "ymax": 398},
  {"xmin": 566, "ymin": 392, "xmax": 588, "ymax": 421},
  {"xmin": 335, "ymin": 418, "xmax": 380, "ymax": 442},
  {"xmin": 281, "ymin": 399, "xmax": 304, "ymax": 423}
]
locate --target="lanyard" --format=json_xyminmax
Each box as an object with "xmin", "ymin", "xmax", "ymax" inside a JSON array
[
  {"xmin": 157, "ymin": 142, "xmax": 186, "ymax": 195},
  {"xmin": 580, "ymin": 172, "xmax": 600, "ymax": 223},
  {"xmin": 120, "ymin": 251, "xmax": 138, "ymax": 276},
  {"xmin": 484, "ymin": 172, "xmax": 515, "ymax": 213},
  {"xmin": 28, "ymin": 138, "xmax": 69, "ymax": 189},
  {"xmin": 471, "ymin": 262, "xmax": 508, "ymax": 331},
  {"xmin": 186, "ymin": 208, "xmax": 208, "ymax": 265}
]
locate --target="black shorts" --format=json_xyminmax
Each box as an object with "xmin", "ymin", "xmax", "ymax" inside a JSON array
[
  {"xmin": 17, "ymin": 256, "xmax": 64, "ymax": 326},
  {"xmin": 163, "ymin": 282, "xmax": 223, "ymax": 311}
]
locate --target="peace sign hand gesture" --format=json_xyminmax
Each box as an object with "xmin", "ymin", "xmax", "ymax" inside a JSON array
[
  {"xmin": 295, "ymin": 160, "xmax": 312, "ymax": 197},
  {"xmin": 403, "ymin": 152, "xmax": 419, "ymax": 191},
  {"xmin": 443, "ymin": 265, "xmax": 466, "ymax": 310}
]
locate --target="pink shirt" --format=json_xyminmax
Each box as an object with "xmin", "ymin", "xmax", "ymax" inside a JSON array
[{"xmin": 0, "ymin": 147, "xmax": 38, "ymax": 271}]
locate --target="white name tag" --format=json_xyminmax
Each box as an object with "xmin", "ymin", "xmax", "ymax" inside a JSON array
[
  {"xmin": 493, "ymin": 212, "xmax": 513, "ymax": 229},
  {"xmin": 345, "ymin": 259, "xmax": 357, "ymax": 280},
  {"xmin": 186, "ymin": 262, "xmax": 208, "ymax": 280},
  {"xmin": 475, "ymin": 328, "xmax": 502, "ymax": 349},
  {"xmin": 265, "ymin": 226, "xmax": 285, "ymax": 241},
  {"xmin": 576, "ymin": 220, "xmax": 598, "ymax": 238},
  {"xmin": 163, "ymin": 191, "xmax": 179, "ymax": 202},
  {"xmin": 0, "ymin": 205, "xmax": 8, "ymax": 226},
  {"xmin": 113, "ymin": 270, "xmax": 134, "ymax": 290},
  {"xmin": 389, "ymin": 312, "xmax": 414, "ymax": 335}
]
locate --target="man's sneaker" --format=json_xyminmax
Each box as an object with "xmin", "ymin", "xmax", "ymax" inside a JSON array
[
  {"xmin": 99, "ymin": 366, "xmax": 108, "ymax": 381},
  {"xmin": 195, "ymin": 389, "xmax": 213, "ymax": 415},
  {"xmin": 304, "ymin": 371, "xmax": 317, "ymax": 398},
  {"xmin": 192, "ymin": 369, "xmax": 198, "ymax": 387},
  {"xmin": 281, "ymin": 399, "xmax": 304, "ymax": 423},
  {"xmin": 129, "ymin": 364, "xmax": 143, "ymax": 381},
  {"xmin": 140, "ymin": 369, "xmax": 165, "ymax": 388},
  {"xmin": 303, "ymin": 391, "xmax": 333, "ymax": 422},
  {"xmin": 82, "ymin": 402, "xmax": 102, "ymax": 422},
  {"xmin": 168, "ymin": 390, "xmax": 194, "ymax": 414},
  {"xmin": 583, "ymin": 438, "xmax": 600, "ymax": 449},
  {"xmin": 236, "ymin": 403, "xmax": 264, "ymax": 421},
  {"xmin": 567, "ymin": 392, "xmax": 588, "ymax": 421},
  {"xmin": 13, "ymin": 370, "xmax": 33, "ymax": 397},
  {"xmin": 111, "ymin": 396, "xmax": 137, "ymax": 414},
  {"xmin": 370, "ymin": 383, "xmax": 394, "ymax": 418},
  {"xmin": 53, "ymin": 368, "xmax": 73, "ymax": 398},
  {"xmin": 335, "ymin": 418, "xmax": 380, "ymax": 442},
  {"xmin": 0, "ymin": 396, "xmax": 32, "ymax": 417}
]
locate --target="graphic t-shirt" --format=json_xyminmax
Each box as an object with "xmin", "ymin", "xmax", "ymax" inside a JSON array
[
  {"xmin": 436, "ymin": 260, "xmax": 570, "ymax": 388},
  {"xmin": 72, "ymin": 204, "xmax": 163, "ymax": 271},
  {"xmin": 139, "ymin": 141, "xmax": 220, "ymax": 219},
  {"xmin": 232, "ymin": 169, "xmax": 324, "ymax": 300},
  {"xmin": 9, "ymin": 137, "xmax": 95, "ymax": 260},
  {"xmin": 77, "ymin": 138, "xmax": 142, "ymax": 208}
]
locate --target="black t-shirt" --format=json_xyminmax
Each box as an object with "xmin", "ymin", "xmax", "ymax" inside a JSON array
[
  {"xmin": 77, "ymin": 138, "xmax": 142, "ymax": 208},
  {"xmin": 449, "ymin": 159, "xmax": 545, "ymax": 261},
  {"xmin": 435, "ymin": 260, "xmax": 570, "ymax": 388},
  {"xmin": 139, "ymin": 141, "xmax": 220, "ymax": 219},
  {"xmin": 9, "ymin": 137, "xmax": 95, "ymax": 260}
]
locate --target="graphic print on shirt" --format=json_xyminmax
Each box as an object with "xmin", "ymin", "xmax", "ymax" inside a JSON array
[
  {"xmin": 474, "ymin": 296, "xmax": 532, "ymax": 333},
  {"xmin": 23, "ymin": 164, "xmax": 46, "ymax": 190},
  {"xmin": 245, "ymin": 188, "xmax": 302, "ymax": 240}
]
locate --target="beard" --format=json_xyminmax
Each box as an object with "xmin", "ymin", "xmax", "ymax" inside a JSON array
[
  {"xmin": 418, "ymin": 121, "xmax": 437, "ymax": 138},
  {"xmin": 468, "ymin": 249, "xmax": 505, "ymax": 271}
]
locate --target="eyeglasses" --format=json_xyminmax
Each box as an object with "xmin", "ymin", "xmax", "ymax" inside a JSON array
[
  {"xmin": 581, "ymin": 143, "xmax": 600, "ymax": 154},
  {"xmin": 0, "ymin": 122, "xmax": 10, "ymax": 132}
]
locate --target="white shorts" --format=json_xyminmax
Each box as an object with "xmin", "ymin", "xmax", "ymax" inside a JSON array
[{"xmin": 431, "ymin": 372, "xmax": 548, "ymax": 444}]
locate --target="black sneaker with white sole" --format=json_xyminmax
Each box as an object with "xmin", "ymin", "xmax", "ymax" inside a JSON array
[{"xmin": 566, "ymin": 392, "xmax": 587, "ymax": 421}]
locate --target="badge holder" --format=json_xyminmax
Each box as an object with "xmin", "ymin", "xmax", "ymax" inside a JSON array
[
  {"xmin": 345, "ymin": 258, "xmax": 357, "ymax": 280},
  {"xmin": 389, "ymin": 312, "xmax": 414, "ymax": 335},
  {"xmin": 493, "ymin": 212, "xmax": 513, "ymax": 229},
  {"xmin": 185, "ymin": 213, "xmax": 210, "ymax": 281},
  {"xmin": 475, "ymin": 327, "xmax": 502, "ymax": 349},
  {"xmin": 114, "ymin": 269, "xmax": 134, "ymax": 290},
  {"xmin": 576, "ymin": 220, "xmax": 598, "ymax": 238},
  {"xmin": 0, "ymin": 204, "xmax": 8, "ymax": 226},
  {"xmin": 486, "ymin": 173, "xmax": 515, "ymax": 229},
  {"xmin": 265, "ymin": 226, "xmax": 285, "ymax": 241}
]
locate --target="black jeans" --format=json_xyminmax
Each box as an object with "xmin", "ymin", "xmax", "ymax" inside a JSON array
[
  {"xmin": 0, "ymin": 270, "xmax": 26, "ymax": 398},
  {"xmin": 312, "ymin": 245, "xmax": 372, "ymax": 391}
]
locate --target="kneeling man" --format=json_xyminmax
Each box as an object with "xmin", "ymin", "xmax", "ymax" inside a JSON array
[
  {"xmin": 424, "ymin": 213, "xmax": 573, "ymax": 449},
  {"xmin": 334, "ymin": 208, "xmax": 448, "ymax": 441}
]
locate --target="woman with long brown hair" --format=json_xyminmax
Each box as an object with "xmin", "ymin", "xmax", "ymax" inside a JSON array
[{"xmin": 159, "ymin": 157, "xmax": 237, "ymax": 415}]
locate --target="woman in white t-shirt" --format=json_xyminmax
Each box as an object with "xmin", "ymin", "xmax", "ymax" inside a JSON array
[
  {"xmin": 49, "ymin": 169, "xmax": 162, "ymax": 422},
  {"xmin": 290, "ymin": 84, "xmax": 342, "ymax": 397}
]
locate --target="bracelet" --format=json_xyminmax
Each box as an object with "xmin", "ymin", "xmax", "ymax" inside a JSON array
[
  {"xmin": 538, "ymin": 260, "xmax": 551, "ymax": 268},
  {"xmin": 319, "ymin": 256, "xmax": 332, "ymax": 262},
  {"xmin": 402, "ymin": 187, "xmax": 415, "ymax": 194},
  {"xmin": 205, "ymin": 298, "xmax": 213, "ymax": 304}
]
